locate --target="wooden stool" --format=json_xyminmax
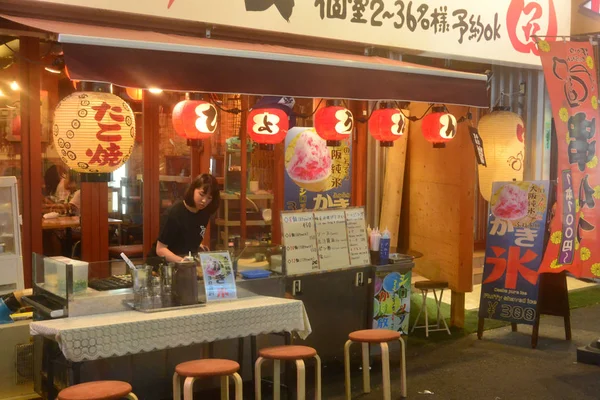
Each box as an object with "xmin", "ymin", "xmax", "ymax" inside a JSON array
[
  {"xmin": 344, "ymin": 329, "xmax": 406, "ymax": 400},
  {"xmin": 173, "ymin": 359, "xmax": 242, "ymax": 400},
  {"xmin": 255, "ymin": 345, "xmax": 321, "ymax": 400},
  {"xmin": 58, "ymin": 381, "xmax": 138, "ymax": 400},
  {"xmin": 411, "ymin": 280, "xmax": 451, "ymax": 337}
]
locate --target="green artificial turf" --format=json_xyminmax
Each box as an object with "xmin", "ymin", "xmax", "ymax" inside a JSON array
[{"xmin": 405, "ymin": 284, "xmax": 600, "ymax": 345}]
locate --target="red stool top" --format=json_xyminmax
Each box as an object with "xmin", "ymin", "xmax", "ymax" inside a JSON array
[
  {"xmin": 175, "ymin": 359, "xmax": 240, "ymax": 377},
  {"xmin": 58, "ymin": 381, "xmax": 132, "ymax": 400},
  {"xmin": 414, "ymin": 280, "xmax": 449, "ymax": 290},
  {"xmin": 349, "ymin": 329, "xmax": 401, "ymax": 343},
  {"xmin": 259, "ymin": 345, "xmax": 317, "ymax": 360}
]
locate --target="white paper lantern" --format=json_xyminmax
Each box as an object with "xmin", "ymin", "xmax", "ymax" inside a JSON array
[
  {"xmin": 52, "ymin": 92, "xmax": 136, "ymax": 174},
  {"xmin": 477, "ymin": 108, "xmax": 525, "ymax": 201}
]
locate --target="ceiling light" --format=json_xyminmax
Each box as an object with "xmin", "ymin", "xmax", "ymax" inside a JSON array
[
  {"xmin": 0, "ymin": 90, "xmax": 5, "ymax": 97},
  {"xmin": 148, "ymin": 88, "xmax": 163, "ymax": 94},
  {"xmin": 9, "ymin": 81, "xmax": 19, "ymax": 91}
]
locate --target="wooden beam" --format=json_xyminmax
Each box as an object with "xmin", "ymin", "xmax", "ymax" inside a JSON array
[
  {"xmin": 142, "ymin": 92, "xmax": 161, "ymax": 256},
  {"xmin": 350, "ymin": 101, "xmax": 368, "ymax": 207},
  {"xmin": 450, "ymin": 291, "xmax": 465, "ymax": 328},
  {"xmin": 19, "ymin": 36, "xmax": 42, "ymax": 288},
  {"xmin": 239, "ymin": 96, "xmax": 249, "ymax": 246}
]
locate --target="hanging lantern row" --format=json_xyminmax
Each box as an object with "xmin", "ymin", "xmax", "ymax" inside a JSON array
[
  {"xmin": 314, "ymin": 104, "xmax": 354, "ymax": 147},
  {"xmin": 172, "ymin": 100, "xmax": 218, "ymax": 141},
  {"xmin": 52, "ymin": 91, "xmax": 136, "ymax": 178},
  {"xmin": 369, "ymin": 106, "xmax": 406, "ymax": 147},
  {"xmin": 247, "ymin": 107, "xmax": 290, "ymax": 150}
]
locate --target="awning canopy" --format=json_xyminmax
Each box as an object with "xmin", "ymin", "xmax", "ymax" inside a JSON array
[{"xmin": 2, "ymin": 14, "xmax": 489, "ymax": 107}]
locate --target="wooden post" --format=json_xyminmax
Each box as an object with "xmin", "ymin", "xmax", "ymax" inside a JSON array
[
  {"xmin": 142, "ymin": 92, "xmax": 161, "ymax": 256},
  {"xmin": 378, "ymin": 109, "xmax": 409, "ymax": 252},
  {"xmin": 272, "ymin": 142, "xmax": 284, "ymax": 245},
  {"xmin": 81, "ymin": 181, "xmax": 109, "ymax": 276},
  {"xmin": 19, "ymin": 37, "xmax": 43, "ymax": 287},
  {"xmin": 350, "ymin": 101, "xmax": 368, "ymax": 207},
  {"xmin": 450, "ymin": 291, "xmax": 466, "ymax": 328},
  {"xmin": 240, "ymin": 96, "xmax": 249, "ymax": 247}
]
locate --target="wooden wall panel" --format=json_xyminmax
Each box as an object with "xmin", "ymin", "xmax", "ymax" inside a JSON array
[
  {"xmin": 407, "ymin": 103, "xmax": 475, "ymax": 294},
  {"xmin": 142, "ymin": 93, "xmax": 161, "ymax": 256},
  {"xmin": 571, "ymin": 2, "xmax": 600, "ymax": 35},
  {"xmin": 81, "ymin": 182, "xmax": 109, "ymax": 276}
]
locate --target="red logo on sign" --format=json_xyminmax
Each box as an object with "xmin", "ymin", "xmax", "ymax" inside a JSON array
[{"xmin": 506, "ymin": 0, "xmax": 557, "ymax": 55}]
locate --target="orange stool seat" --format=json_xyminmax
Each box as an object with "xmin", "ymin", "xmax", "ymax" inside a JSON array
[
  {"xmin": 108, "ymin": 244, "xmax": 143, "ymax": 259},
  {"xmin": 349, "ymin": 329, "xmax": 401, "ymax": 343},
  {"xmin": 176, "ymin": 359, "xmax": 239, "ymax": 377},
  {"xmin": 173, "ymin": 358, "xmax": 242, "ymax": 400},
  {"xmin": 259, "ymin": 345, "xmax": 317, "ymax": 360},
  {"xmin": 345, "ymin": 329, "xmax": 406, "ymax": 400},
  {"xmin": 256, "ymin": 345, "xmax": 321, "ymax": 400},
  {"xmin": 58, "ymin": 381, "xmax": 137, "ymax": 400}
]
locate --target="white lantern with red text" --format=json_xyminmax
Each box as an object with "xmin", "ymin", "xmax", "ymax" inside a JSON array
[
  {"xmin": 421, "ymin": 106, "xmax": 457, "ymax": 148},
  {"xmin": 172, "ymin": 100, "xmax": 218, "ymax": 141},
  {"xmin": 314, "ymin": 106, "xmax": 354, "ymax": 147},
  {"xmin": 52, "ymin": 92, "xmax": 136, "ymax": 174},
  {"xmin": 477, "ymin": 107, "xmax": 525, "ymax": 201},
  {"xmin": 247, "ymin": 108, "xmax": 289, "ymax": 150},
  {"xmin": 368, "ymin": 108, "xmax": 406, "ymax": 147}
]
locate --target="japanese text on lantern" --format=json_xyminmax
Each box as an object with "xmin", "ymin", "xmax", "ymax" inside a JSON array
[
  {"xmin": 313, "ymin": 1, "xmax": 500, "ymax": 44},
  {"xmin": 86, "ymin": 101, "xmax": 126, "ymax": 167}
]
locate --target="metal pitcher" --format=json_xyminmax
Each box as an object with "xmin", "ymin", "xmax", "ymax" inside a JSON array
[{"xmin": 172, "ymin": 260, "xmax": 198, "ymax": 306}]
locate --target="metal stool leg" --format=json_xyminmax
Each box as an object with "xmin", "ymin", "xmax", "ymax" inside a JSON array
[
  {"xmin": 361, "ymin": 342, "xmax": 371, "ymax": 393},
  {"xmin": 344, "ymin": 340, "xmax": 353, "ymax": 400},
  {"xmin": 183, "ymin": 377, "xmax": 196, "ymax": 400},
  {"xmin": 399, "ymin": 336, "xmax": 407, "ymax": 398},
  {"xmin": 232, "ymin": 372, "xmax": 243, "ymax": 400},
  {"xmin": 314, "ymin": 354, "xmax": 322, "ymax": 400},
  {"xmin": 173, "ymin": 371, "xmax": 182, "ymax": 400},
  {"xmin": 410, "ymin": 291, "xmax": 424, "ymax": 333},
  {"xmin": 255, "ymin": 356, "xmax": 266, "ymax": 400},
  {"xmin": 296, "ymin": 360, "xmax": 306, "ymax": 400},
  {"xmin": 380, "ymin": 342, "xmax": 391, "ymax": 400},
  {"xmin": 424, "ymin": 289, "xmax": 429, "ymax": 337},
  {"xmin": 125, "ymin": 393, "xmax": 139, "ymax": 400},
  {"xmin": 273, "ymin": 359, "xmax": 281, "ymax": 400},
  {"xmin": 433, "ymin": 289, "xmax": 441, "ymax": 329},
  {"xmin": 220, "ymin": 376, "xmax": 229, "ymax": 400},
  {"xmin": 435, "ymin": 289, "xmax": 451, "ymax": 335}
]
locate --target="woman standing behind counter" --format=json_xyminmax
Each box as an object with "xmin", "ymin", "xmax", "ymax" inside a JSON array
[{"xmin": 149, "ymin": 174, "xmax": 220, "ymax": 263}]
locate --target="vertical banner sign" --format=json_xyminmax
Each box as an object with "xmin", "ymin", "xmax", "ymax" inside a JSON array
[
  {"xmin": 373, "ymin": 269, "xmax": 412, "ymax": 334},
  {"xmin": 478, "ymin": 181, "xmax": 550, "ymax": 325},
  {"xmin": 284, "ymin": 127, "xmax": 352, "ymax": 210},
  {"xmin": 538, "ymin": 40, "xmax": 600, "ymax": 279}
]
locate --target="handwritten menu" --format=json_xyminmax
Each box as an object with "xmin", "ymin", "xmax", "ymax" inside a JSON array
[
  {"xmin": 281, "ymin": 212, "xmax": 319, "ymax": 275},
  {"xmin": 345, "ymin": 208, "xmax": 371, "ymax": 266},
  {"xmin": 314, "ymin": 210, "xmax": 350, "ymax": 270}
]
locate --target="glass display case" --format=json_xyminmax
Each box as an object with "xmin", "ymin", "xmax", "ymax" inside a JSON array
[{"xmin": 0, "ymin": 176, "xmax": 23, "ymax": 295}]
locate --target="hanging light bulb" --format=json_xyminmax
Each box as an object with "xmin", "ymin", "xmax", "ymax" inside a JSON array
[
  {"xmin": 45, "ymin": 56, "xmax": 65, "ymax": 74},
  {"xmin": 9, "ymin": 81, "xmax": 19, "ymax": 91},
  {"xmin": 148, "ymin": 88, "xmax": 163, "ymax": 94}
]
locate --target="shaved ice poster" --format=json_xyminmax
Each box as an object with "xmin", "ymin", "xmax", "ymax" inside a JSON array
[
  {"xmin": 284, "ymin": 127, "xmax": 352, "ymax": 210},
  {"xmin": 478, "ymin": 181, "xmax": 550, "ymax": 325}
]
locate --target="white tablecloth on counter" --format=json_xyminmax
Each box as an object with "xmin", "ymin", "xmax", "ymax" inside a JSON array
[{"xmin": 30, "ymin": 296, "xmax": 311, "ymax": 362}]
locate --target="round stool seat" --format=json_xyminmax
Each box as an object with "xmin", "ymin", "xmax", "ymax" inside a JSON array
[
  {"xmin": 259, "ymin": 345, "xmax": 317, "ymax": 360},
  {"xmin": 349, "ymin": 329, "xmax": 401, "ymax": 343},
  {"xmin": 414, "ymin": 280, "xmax": 448, "ymax": 290},
  {"xmin": 58, "ymin": 381, "xmax": 132, "ymax": 400},
  {"xmin": 175, "ymin": 359, "xmax": 240, "ymax": 378}
]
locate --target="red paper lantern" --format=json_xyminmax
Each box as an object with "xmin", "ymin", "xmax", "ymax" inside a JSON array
[
  {"xmin": 314, "ymin": 106, "xmax": 354, "ymax": 146},
  {"xmin": 368, "ymin": 108, "xmax": 405, "ymax": 147},
  {"xmin": 247, "ymin": 108, "xmax": 289, "ymax": 149},
  {"xmin": 172, "ymin": 100, "xmax": 218, "ymax": 140},
  {"xmin": 421, "ymin": 107, "xmax": 457, "ymax": 148}
]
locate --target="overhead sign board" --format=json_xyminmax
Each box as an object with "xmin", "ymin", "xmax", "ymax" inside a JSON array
[{"xmin": 30, "ymin": 0, "xmax": 571, "ymax": 67}]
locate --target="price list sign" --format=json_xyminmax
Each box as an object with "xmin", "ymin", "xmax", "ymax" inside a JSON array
[
  {"xmin": 282, "ymin": 212, "xmax": 319, "ymax": 275},
  {"xmin": 345, "ymin": 208, "xmax": 370, "ymax": 266},
  {"xmin": 314, "ymin": 210, "xmax": 350, "ymax": 270}
]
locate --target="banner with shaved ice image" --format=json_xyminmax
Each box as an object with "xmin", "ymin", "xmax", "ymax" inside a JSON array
[
  {"xmin": 373, "ymin": 270, "xmax": 411, "ymax": 335},
  {"xmin": 284, "ymin": 127, "xmax": 352, "ymax": 210},
  {"xmin": 478, "ymin": 181, "xmax": 549, "ymax": 325}
]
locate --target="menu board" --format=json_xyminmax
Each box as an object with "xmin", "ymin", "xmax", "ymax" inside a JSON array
[
  {"xmin": 314, "ymin": 210, "xmax": 350, "ymax": 270},
  {"xmin": 345, "ymin": 208, "xmax": 371, "ymax": 266},
  {"xmin": 281, "ymin": 212, "xmax": 319, "ymax": 275}
]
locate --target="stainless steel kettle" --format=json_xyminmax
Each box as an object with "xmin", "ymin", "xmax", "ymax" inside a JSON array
[{"xmin": 172, "ymin": 260, "xmax": 198, "ymax": 306}]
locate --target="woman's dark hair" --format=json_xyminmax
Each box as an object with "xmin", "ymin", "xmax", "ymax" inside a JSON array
[
  {"xmin": 44, "ymin": 165, "xmax": 63, "ymax": 197},
  {"xmin": 183, "ymin": 173, "xmax": 220, "ymax": 214}
]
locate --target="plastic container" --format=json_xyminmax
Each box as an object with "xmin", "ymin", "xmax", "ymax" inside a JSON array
[
  {"xmin": 240, "ymin": 269, "xmax": 272, "ymax": 280},
  {"xmin": 43, "ymin": 256, "xmax": 89, "ymax": 295}
]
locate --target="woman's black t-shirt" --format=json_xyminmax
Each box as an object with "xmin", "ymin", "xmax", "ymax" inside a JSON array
[{"xmin": 149, "ymin": 201, "xmax": 211, "ymax": 258}]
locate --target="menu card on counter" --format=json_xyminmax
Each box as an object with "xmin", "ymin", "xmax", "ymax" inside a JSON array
[
  {"xmin": 345, "ymin": 208, "xmax": 371, "ymax": 266},
  {"xmin": 314, "ymin": 210, "xmax": 350, "ymax": 270},
  {"xmin": 282, "ymin": 212, "xmax": 319, "ymax": 275},
  {"xmin": 200, "ymin": 252, "xmax": 237, "ymax": 302}
]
